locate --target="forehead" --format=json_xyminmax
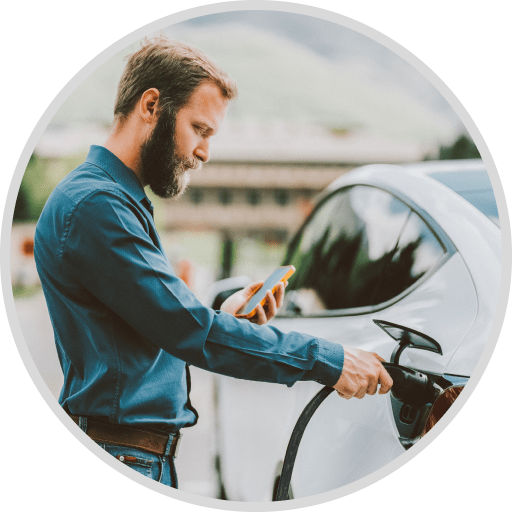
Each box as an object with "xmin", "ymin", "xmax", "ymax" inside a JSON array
[{"xmin": 178, "ymin": 82, "xmax": 229, "ymax": 131}]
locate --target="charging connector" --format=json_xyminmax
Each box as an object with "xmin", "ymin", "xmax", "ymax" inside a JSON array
[{"xmin": 274, "ymin": 363, "xmax": 441, "ymax": 501}]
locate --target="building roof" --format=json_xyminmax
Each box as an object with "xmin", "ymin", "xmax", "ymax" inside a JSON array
[
  {"xmin": 34, "ymin": 122, "xmax": 429, "ymax": 164},
  {"xmin": 210, "ymin": 122, "xmax": 429, "ymax": 164}
]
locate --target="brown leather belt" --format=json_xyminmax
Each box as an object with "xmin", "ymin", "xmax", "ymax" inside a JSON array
[{"xmin": 68, "ymin": 414, "xmax": 182, "ymax": 458}]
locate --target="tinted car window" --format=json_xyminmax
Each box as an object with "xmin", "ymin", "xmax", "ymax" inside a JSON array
[
  {"xmin": 284, "ymin": 186, "xmax": 411, "ymax": 313},
  {"xmin": 284, "ymin": 187, "xmax": 449, "ymax": 314},
  {"xmin": 456, "ymin": 190, "xmax": 499, "ymax": 226},
  {"xmin": 377, "ymin": 211, "xmax": 446, "ymax": 303},
  {"xmin": 429, "ymin": 170, "xmax": 499, "ymax": 225}
]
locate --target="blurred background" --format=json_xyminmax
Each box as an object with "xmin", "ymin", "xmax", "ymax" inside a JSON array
[{"xmin": 10, "ymin": 10, "xmax": 481, "ymax": 498}]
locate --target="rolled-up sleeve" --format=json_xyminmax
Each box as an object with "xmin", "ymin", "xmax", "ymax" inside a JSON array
[{"xmin": 62, "ymin": 189, "xmax": 344, "ymax": 388}]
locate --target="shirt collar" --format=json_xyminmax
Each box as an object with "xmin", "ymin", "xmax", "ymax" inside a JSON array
[{"xmin": 85, "ymin": 145, "xmax": 150, "ymax": 206}]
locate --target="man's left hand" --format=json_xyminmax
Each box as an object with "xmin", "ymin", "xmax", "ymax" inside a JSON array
[{"xmin": 220, "ymin": 281, "xmax": 286, "ymax": 325}]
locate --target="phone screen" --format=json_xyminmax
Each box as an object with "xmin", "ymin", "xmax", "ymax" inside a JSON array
[{"xmin": 238, "ymin": 266, "xmax": 295, "ymax": 316}]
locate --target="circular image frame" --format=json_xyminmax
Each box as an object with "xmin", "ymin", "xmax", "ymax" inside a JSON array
[{"xmin": 2, "ymin": 1, "xmax": 510, "ymax": 510}]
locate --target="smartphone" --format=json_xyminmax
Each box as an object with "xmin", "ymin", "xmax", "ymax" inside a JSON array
[{"xmin": 237, "ymin": 265, "xmax": 295, "ymax": 318}]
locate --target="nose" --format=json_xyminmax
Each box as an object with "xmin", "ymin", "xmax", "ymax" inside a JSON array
[{"xmin": 194, "ymin": 138, "xmax": 210, "ymax": 164}]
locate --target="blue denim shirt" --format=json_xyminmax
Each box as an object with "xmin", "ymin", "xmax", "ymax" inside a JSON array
[{"xmin": 34, "ymin": 146, "xmax": 344, "ymax": 432}]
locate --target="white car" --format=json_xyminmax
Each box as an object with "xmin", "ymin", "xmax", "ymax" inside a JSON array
[{"xmin": 207, "ymin": 159, "xmax": 501, "ymax": 502}]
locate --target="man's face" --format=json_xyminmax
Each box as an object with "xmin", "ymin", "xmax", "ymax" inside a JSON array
[{"xmin": 140, "ymin": 82, "xmax": 229, "ymax": 199}]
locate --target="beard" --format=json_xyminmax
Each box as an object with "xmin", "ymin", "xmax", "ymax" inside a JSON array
[{"xmin": 139, "ymin": 109, "xmax": 201, "ymax": 199}]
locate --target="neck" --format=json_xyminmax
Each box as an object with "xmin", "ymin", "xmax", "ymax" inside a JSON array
[{"xmin": 104, "ymin": 120, "xmax": 146, "ymax": 186}]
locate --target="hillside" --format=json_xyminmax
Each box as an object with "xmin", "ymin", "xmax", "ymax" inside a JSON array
[{"xmin": 49, "ymin": 22, "xmax": 459, "ymax": 145}]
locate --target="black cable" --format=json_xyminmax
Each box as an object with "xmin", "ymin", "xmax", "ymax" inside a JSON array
[
  {"xmin": 273, "ymin": 363, "xmax": 439, "ymax": 501},
  {"xmin": 274, "ymin": 386, "xmax": 334, "ymax": 501}
]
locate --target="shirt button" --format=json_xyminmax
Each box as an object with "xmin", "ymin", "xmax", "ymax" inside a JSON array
[{"xmin": 119, "ymin": 456, "xmax": 125, "ymax": 462}]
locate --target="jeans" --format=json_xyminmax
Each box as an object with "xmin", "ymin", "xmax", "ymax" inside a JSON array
[{"xmin": 78, "ymin": 416, "xmax": 178, "ymax": 488}]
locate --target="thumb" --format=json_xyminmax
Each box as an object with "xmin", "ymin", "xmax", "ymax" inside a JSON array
[{"xmin": 242, "ymin": 281, "xmax": 263, "ymax": 298}]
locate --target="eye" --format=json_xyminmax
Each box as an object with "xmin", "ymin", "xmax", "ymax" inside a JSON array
[{"xmin": 193, "ymin": 124, "xmax": 207, "ymax": 136}]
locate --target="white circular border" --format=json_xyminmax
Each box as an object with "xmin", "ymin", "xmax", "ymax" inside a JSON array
[{"xmin": 2, "ymin": 1, "xmax": 510, "ymax": 511}]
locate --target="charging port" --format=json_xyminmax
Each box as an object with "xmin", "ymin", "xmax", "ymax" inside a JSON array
[{"xmin": 399, "ymin": 404, "xmax": 419, "ymax": 424}]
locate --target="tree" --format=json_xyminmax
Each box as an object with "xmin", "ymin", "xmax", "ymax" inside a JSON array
[{"xmin": 438, "ymin": 134, "xmax": 481, "ymax": 160}]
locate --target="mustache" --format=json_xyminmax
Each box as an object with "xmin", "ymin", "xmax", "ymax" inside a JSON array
[{"xmin": 182, "ymin": 157, "xmax": 202, "ymax": 171}]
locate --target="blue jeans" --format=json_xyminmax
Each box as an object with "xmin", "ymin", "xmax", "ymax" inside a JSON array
[{"xmin": 78, "ymin": 416, "xmax": 178, "ymax": 488}]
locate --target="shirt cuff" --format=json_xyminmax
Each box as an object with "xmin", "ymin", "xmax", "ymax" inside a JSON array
[{"xmin": 301, "ymin": 339, "xmax": 344, "ymax": 387}]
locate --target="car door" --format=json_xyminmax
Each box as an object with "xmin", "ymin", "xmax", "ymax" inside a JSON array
[
  {"xmin": 214, "ymin": 183, "xmax": 478, "ymax": 501},
  {"xmin": 271, "ymin": 184, "xmax": 478, "ymax": 498}
]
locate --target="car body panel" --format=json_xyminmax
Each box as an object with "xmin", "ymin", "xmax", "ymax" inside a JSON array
[
  {"xmin": 215, "ymin": 378, "xmax": 294, "ymax": 501},
  {"xmin": 215, "ymin": 252, "xmax": 479, "ymax": 500},
  {"xmin": 301, "ymin": 161, "xmax": 501, "ymax": 374},
  {"xmin": 273, "ymin": 253, "xmax": 478, "ymax": 375},
  {"xmin": 209, "ymin": 160, "xmax": 501, "ymax": 501},
  {"xmin": 289, "ymin": 384, "xmax": 404, "ymax": 498}
]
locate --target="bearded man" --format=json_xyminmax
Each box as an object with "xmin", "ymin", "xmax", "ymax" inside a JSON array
[{"xmin": 34, "ymin": 37, "xmax": 392, "ymax": 489}]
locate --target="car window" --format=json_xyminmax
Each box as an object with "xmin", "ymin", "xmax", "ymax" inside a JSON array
[
  {"xmin": 429, "ymin": 170, "xmax": 499, "ymax": 226},
  {"xmin": 377, "ymin": 211, "xmax": 447, "ymax": 304},
  {"xmin": 284, "ymin": 186, "xmax": 411, "ymax": 314},
  {"xmin": 456, "ymin": 190, "xmax": 499, "ymax": 226}
]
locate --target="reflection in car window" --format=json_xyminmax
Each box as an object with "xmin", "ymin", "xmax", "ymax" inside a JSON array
[
  {"xmin": 377, "ymin": 211, "xmax": 446, "ymax": 304},
  {"xmin": 284, "ymin": 187, "xmax": 449, "ymax": 315},
  {"xmin": 284, "ymin": 186, "xmax": 411, "ymax": 313}
]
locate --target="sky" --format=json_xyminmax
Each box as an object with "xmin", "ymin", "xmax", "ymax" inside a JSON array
[{"xmin": 49, "ymin": 10, "xmax": 464, "ymax": 146}]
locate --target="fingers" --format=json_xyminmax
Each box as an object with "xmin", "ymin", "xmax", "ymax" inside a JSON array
[
  {"xmin": 241, "ymin": 281, "xmax": 287, "ymax": 325},
  {"xmin": 378, "ymin": 366, "xmax": 393, "ymax": 394},
  {"xmin": 366, "ymin": 373, "xmax": 379, "ymax": 396},
  {"xmin": 371, "ymin": 352, "xmax": 385, "ymax": 362},
  {"xmin": 333, "ymin": 348, "xmax": 393, "ymax": 400},
  {"xmin": 342, "ymin": 375, "xmax": 391, "ymax": 398},
  {"xmin": 264, "ymin": 290, "xmax": 277, "ymax": 319},
  {"xmin": 257, "ymin": 283, "xmax": 285, "ymax": 324},
  {"xmin": 337, "ymin": 379, "xmax": 379, "ymax": 399},
  {"xmin": 224, "ymin": 281, "xmax": 265, "ymax": 316},
  {"xmin": 244, "ymin": 281, "xmax": 263, "ymax": 298},
  {"xmin": 354, "ymin": 387, "xmax": 366, "ymax": 399},
  {"xmin": 249, "ymin": 304, "xmax": 267, "ymax": 325},
  {"xmin": 274, "ymin": 282, "xmax": 285, "ymax": 308},
  {"xmin": 337, "ymin": 382, "xmax": 368, "ymax": 400}
]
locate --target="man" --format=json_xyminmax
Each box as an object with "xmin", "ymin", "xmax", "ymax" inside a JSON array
[{"xmin": 34, "ymin": 37, "xmax": 392, "ymax": 489}]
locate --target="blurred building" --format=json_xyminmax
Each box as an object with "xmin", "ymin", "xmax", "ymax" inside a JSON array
[
  {"xmin": 159, "ymin": 121, "xmax": 427, "ymax": 236},
  {"xmin": 15, "ymin": 121, "xmax": 428, "ymax": 283}
]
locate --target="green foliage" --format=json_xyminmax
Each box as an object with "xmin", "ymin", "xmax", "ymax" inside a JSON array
[
  {"xmin": 13, "ymin": 182, "xmax": 31, "ymax": 221},
  {"xmin": 437, "ymin": 135, "xmax": 481, "ymax": 160},
  {"xmin": 14, "ymin": 153, "xmax": 87, "ymax": 222},
  {"xmin": 12, "ymin": 283, "xmax": 42, "ymax": 299}
]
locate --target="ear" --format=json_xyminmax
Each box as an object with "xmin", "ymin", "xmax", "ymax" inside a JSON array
[{"xmin": 139, "ymin": 88, "xmax": 160, "ymax": 124}]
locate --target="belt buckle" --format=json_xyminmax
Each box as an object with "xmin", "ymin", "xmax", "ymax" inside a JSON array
[{"xmin": 173, "ymin": 432, "xmax": 182, "ymax": 459}]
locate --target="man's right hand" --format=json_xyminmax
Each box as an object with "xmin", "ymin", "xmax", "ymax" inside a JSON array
[{"xmin": 334, "ymin": 347, "xmax": 393, "ymax": 399}]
